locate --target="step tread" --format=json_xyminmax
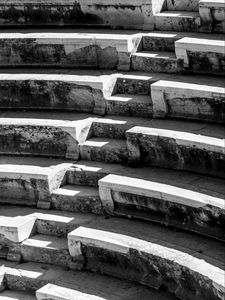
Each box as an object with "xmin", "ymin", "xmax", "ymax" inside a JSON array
[
  {"xmin": 53, "ymin": 185, "xmax": 99, "ymax": 197},
  {"xmin": 107, "ymin": 94, "xmax": 151, "ymax": 103},
  {"xmin": 0, "ymin": 111, "xmax": 95, "ymax": 123},
  {"xmin": 0, "ymin": 290, "xmax": 35, "ymax": 300},
  {"xmin": 70, "ymin": 160, "xmax": 225, "ymax": 197},
  {"xmin": 0, "ymin": 260, "xmax": 171, "ymax": 300},
  {"xmin": 133, "ymin": 51, "xmax": 177, "ymax": 59},
  {"xmin": 81, "ymin": 138, "xmax": 127, "ymax": 148},
  {"xmin": 22, "ymin": 234, "xmax": 68, "ymax": 250},
  {"xmin": 156, "ymin": 10, "xmax": 200, "ymax": 18}
]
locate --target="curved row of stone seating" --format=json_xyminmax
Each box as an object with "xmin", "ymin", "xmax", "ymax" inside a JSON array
[
  {"xmin": 0, "ymin": 206, "xmax": 224, "ymax": 300},
  {"xmin": 0, "ymin": 0, "xmax": 223, "ymax": 33}
]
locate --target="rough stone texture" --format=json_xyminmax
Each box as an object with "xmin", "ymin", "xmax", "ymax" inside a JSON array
[
  {"xmin": 126, "ymin": 127, "xmax": 225, "ymax": 178},
  {"xmin": 200, "ymin": 1, "xmax": 225, "ymax": 33},
  {"xmin": 113, "ymin": 191, "xmax": 225, "ymax": 241},
  {"xmin": 0, "ymin": 33, "xmax": 141, "ymax": 70},
  {"xmin": 151, "ymin": 80, "xmax": 225, "ymax": 123},
  {"xmin": 0, "ymin": 123, "xmax": 79, "ymax": 159},
  {"xmin": 68, "ymin": 226, "xmax": 225, "ymax": 300},
  {"xmin": 115, "ymin": 77, "xmax": 151, "ymax": 95},
  {"xmin": 106, "ymin": 94, "xmax": 153, "ymax": 118},
  {"xmin": 0, "ymin": 0, "xmax": 154, "ymax": 30},
  {"xmin": 155, "ymin": 11, "xmax": 201, "ymax": 32},
  {"xmin": 0, "ymin": 77, "xmax": 106, "ymax": 115},
  {"xmin": 51, "ymin": 185, "xmax": 102, "ymax": 214},
  {"xmin": 132, "ymin": 52, "xmax": 184, "ymax": 73},
  {"xmin": 166, "ymin": 0, "xmax": 199, "ymax": 12},
  {"xmin": 80, "ymin": 138, "xmax": 128, "ymax": 164},
  {"xmin": 187, "ymin": 50, "xmax": 225, "ymax": 75}
]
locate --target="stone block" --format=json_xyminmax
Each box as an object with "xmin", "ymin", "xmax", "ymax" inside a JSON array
[
  {"xmin": 99, "ymin": 174, "xmax": 225, "ymax": 240},
  {"xmin": 151, "ymin": 80, "xmax": 225, "ymax": 122},
  {"xmin": 175, "ymin": 37, "xmax": 225, "ymax": 75},
  {"xmin": 126, "ymin": 126, "xmax": 225, "ymax": 178}
]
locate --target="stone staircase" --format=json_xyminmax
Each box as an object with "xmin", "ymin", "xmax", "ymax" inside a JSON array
[{"xmin": 0, "ymin": 1, "xmax": 225, "ymax": 299}]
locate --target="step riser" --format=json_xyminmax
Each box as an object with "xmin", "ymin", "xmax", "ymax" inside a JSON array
[
  {"xmin": 143, "ymin": 36, "xmax": 176, "ymax": 52},
  {"xmin": 0, "ymin": 79, "xmax": 106, "ymax": 115},
  {"xmin": 0, "ymin": 2, "xmax": 153, "ymax": 30},
  {"xmin": 155, "ymin": 15, "xmax": 201, "ymax": 32},
  {"xmin": 114, "ymin": 193, "xmax": 225, "ymax": 241},
  {"xmin": 115, "ymin": 77, "xmax": 152, "ymax": 95},
  {"xmin": 66, "ymin": 168, "xmax": 107, "ymax": 187},
  {"xmin": 36, "ymin": 219, "xmax": 78, "ymax": 237},
  {"xmin": 126, "ymin": 129, "xmax": 225, "ymax": 178},
  {"xmin": 132, "ymin": 55, "xmax": 184, "ymax": 73},
  {"xmin": 0, "ymin": 125, "xmax": 79, "ymax": 160},
  {"xmin": 51, "ymin": 193, "xmax": 102, "ymax": 214},
  {"xmin": 92, "ymin": 121, "xmax": 128, "ymax": 139},
  {"xmin": 106, "ymin": 98, "xmax": 153, "ymax": 118},
  {"xmin": 19, "ymin": 245, "xmax": 71, "ymax": 268},
  {"xmin": 166, "ymin": 0, "xmax": 199, "ymax": 12}
]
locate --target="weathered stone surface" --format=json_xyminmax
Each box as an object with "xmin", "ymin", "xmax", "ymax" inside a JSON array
[
  {"xmin": 51, "ymin": 185, "xmax": 102, "ymax": 214},
  {"xmin": 115, "ymin": 76, "xmax": 151, "ymax": 95},
  {"xmin": 0, "ymin": 0, "xmax": 154, "ymax": 30},
  {"xmin": 0, "ymin": 117, "xmax": 94, "ymax": 159},
  {"xmin": 175, "ymin": 37, "xmax": 225, "ymax": 75},
  {"xmin": 200, "ymin": 0, "xmax": 225, "ymax": 33},
  {"xmin": 0, "ymin": 33, "xmax": 141, "ymax": 70},
  {"xmin": 126, "ymin": 127, "xmax": 225, "ymax": 178},
  {"xmin": 80, "ymin": 138, "xmax": 128, "ymax": 164},
  {"xmin": 0, "ymin": 74, "xmax": 108, "ymax": 115},
  {"xmin": 151, "ymin": 80, "xmax": 225, "ymax": 122},
  {"xmin": 0, "ymin": 162, "xmax": 71, "ymax": 206},
  {"xmin": 132, "ymin": 52, "xmax": 184, "ymax": 73},
  {"xmin": 99, "ymin": 174, "xmax": 225, "ymax": 241},
  {"xmin": 68, "ymin": 226, "xmax": 225, "ymax": 300},
  {"xmin": 155, "ymin": 11, "xmax": 201, "ymax": 32},
  {"xmin": 167, "ymin": 0, "xmax": 199, "ymax": 12},
  {"xmin": 106, "ymin": 94, "xmax": 153, "ymax": 118}
]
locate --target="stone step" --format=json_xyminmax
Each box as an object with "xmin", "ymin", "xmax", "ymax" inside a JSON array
[
  {"xmin": 0, "ymin": 112, "xmax": 95, "ymax": 160},
  {"xmin": 166, "ymin": 0, "xmax": 199, "ymax": 12},
  {"xmin": 0, "ymin": 32, "xmax": 141, "ymax": 71},
  {"xmin": 106, "ymin": 94, "xmax": 153, "ymax": 118},
  {"xmin": 131, "ymin": 51, "xmax": 184, "ymax": 73},
  {"xmin": 67, "ymin": 218, "xmax": 225, "ymax": 300},
  {"xmin": 0, "ymin": 205, "xmax": 97, "ymax": 239},
  {"xmin": 151, "ymin": 80, "xmax": 225, "ymax": 122},
  {"xmin": 175, "ymin": 37, "xmax": 225, "ymax": 75},
  {"xmin": 126, "ymin": 125, "xmax": 225, "ymax": 178},
  {"xmin": 0, "ymin": 0, "xmax": 153, "ymax": 30},
  {"xmin": 15, "ymin": 234, "xmax": 71, "ymax": 267},
  {"xmin": 1, "ymin": 261, "xmax": 169, "ymax": 300},
  {"xmin": 92, "ymin": 116, "xmax": 153, "ymax": 139},
  {"xmin": 65, "ymin": 159, "xmax": 225, "ymax": 240},
  {"xmin": 142, "ymin": 31, "xmax": 224, "ymax": 52},
  {"xmin": 0, "ymin": 73, "xmax": 115, "ymax": 115},
  {"xmin": 79, "ymin": 138, "xmax": 128, "ymax": 164},
  {"xmin": 0, "ymin": 156, "xmax": 72, "ymax": 208},
  {"xmin": 51, "ymin": 185, "xmax": 102, "ymax": 214},
  {"xmin": 99, "ymin": 174, "xmax": 225, "ymax": 241},
  {"xmin": 0, "ymin": 290, "xmax": 35, "ymax": 300},
  {"xmin": 155, "ymin": 11, "xmax": 201, "ymax": 32}
]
